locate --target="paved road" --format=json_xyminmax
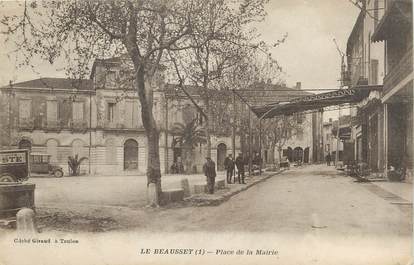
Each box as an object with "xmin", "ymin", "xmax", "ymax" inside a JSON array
[
  {"xmin": 137, "ymin": 164, "xmax": 412, "ymax": 264},
  {"xmin": 150, "ymin": 164, "xmax": 411, "ymax": 236},
  {"xmin": 2, "ymin": 165, "xmax": 411, "ymax": 265}
]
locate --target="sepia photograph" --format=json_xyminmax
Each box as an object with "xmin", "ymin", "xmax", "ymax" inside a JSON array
[{"xmin": 0, "ymin": 0, "xmax": 412, "ymax": 264}]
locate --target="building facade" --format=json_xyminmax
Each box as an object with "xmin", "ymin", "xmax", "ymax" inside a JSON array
[
  {"xmin": 372, "ymin": 0, "xmax": 413, "ymax": 181},
  {"xmin": 344, "ymin": 0, "xmax": 412, "ymax": 181}
]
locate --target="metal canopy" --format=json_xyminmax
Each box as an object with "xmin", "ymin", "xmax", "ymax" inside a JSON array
[{"xmin": 251, "ymin": 85, "xmax": 382, "ymax": 119}]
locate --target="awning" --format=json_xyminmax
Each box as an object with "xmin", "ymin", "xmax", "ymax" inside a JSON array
[
  {"xmin": 251, "ymin": 85, "xmax": 382, "ymax": 119},
  {"xmin": 372, "ymin": 0, "xmax": 412, "ymax": 42}
]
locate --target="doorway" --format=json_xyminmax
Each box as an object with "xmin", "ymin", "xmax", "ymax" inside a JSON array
[
  {"xmin": 124, "ymin": 139, "xmax": 138, "ymax": 170},
  {"xmin": 18, "ymin": 139, "xmax": 32, "ymax": 151}
]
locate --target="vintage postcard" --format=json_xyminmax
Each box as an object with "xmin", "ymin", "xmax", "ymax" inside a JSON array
[{"xmin": 0, "ymin": 0, "xmax": 412, "ymax": 264}]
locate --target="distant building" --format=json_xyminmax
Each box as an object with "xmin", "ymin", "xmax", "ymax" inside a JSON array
[
  {"xmin": 323, "ymin": 118, "xmax": 343, "ymax": 163},
  {"xmin": 247, "ymin": 81, "xmax": 324, "ymax": 165}
]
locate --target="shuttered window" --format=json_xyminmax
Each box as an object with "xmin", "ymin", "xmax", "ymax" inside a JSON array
[
  {"xmin": 47, "ymin": 100, "xmax": 58, "ymax": 121},
  {"xmin": 125, "ymin": 100, "xmax": 141, "ymax": 128},
  {"xmin": 72, "ymin": 102, "xmax": 84, "ymax": 121},
  {"xmin": 19, "ymin": 99, "xmax": 31, "ymax": 121}
]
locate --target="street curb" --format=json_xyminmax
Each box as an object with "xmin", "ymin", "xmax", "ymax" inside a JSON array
[{"xmin": 185, "ymin": 169, "xmax": 288, "ymax": 207}]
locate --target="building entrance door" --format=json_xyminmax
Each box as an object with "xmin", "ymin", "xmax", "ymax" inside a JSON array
[
  {"xmin": 124, "ymin": 139, "xmax": 138, "ymax": 170},
  {"xmin": 18, "ymin": 139, "xmax": 32, "ymax": 151}
]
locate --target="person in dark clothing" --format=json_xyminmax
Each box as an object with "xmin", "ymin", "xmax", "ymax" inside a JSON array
[
  {"xmin": 203, "ymin": 157, "xmax": 216, "ymax": 194},
  {"xmin": 326, "ymin": 153, "xmax": 331, "ymax": 166},
  {"xmin": 224, "ymin": 154, "xmax": 235, "ymax": 184},
  {"xmin": 235, "ymin": 153, "xmax": 246, "ymax": 184}
]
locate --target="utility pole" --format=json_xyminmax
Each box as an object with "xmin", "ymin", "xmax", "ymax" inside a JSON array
[
  {"xmin": 88, "ymin": 89, "xmax": 92, "ymax": 174},
  {"xmin": 259, "ymin": 117, "xmax": 262, "ymax": 175},
  {"xmin": 231, "ymin": 89, "xmax": 254, "ymax": 176},
  {"xmin": 232, "ymin": 92, "xmax": 236, "ymax": 158},
  {"xmin": 165, "ymin": 97, "xmax": 169, "ymax": 173},
  {"xmin": 333, "ymin": 38, "xmax": 346, "ymax": 167},
  {"xmin": 249, "ymin": 109, "xmax": 252, "ymax": 176}
]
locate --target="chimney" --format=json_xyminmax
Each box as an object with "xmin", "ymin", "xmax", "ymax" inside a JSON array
[{"xmin": 296, "ymin": 82, "xmax": 301, "ymax": 89}]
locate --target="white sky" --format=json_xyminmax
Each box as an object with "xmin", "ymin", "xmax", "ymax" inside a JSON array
[
  {"xmin": 0, "ymin": 0, "xmax": 359, "ymax": 121},
  {"xmin": 259, "ymin": 0, "xmax": 359, "ymax": 89},
  {"xmin": 0, "ymin": 0, "xmax": 360, "ymax": 88}
]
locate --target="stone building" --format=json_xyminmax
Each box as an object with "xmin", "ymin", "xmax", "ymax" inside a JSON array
[
  {"xmin": 344, "ymin": 0, "xmax": 413, "ymax": 182},
  {"xmin": 346, "ymin": 0, "xmax": 386, "ymax": 173},
  {"xmin": 0, "ymin": 57, "xmax": 242, "ymax": 175},
  {"xmin": 372, "ymin": 0, "xmax": 413, "ymax": 181},
  {"xmin": 323, "ymin": 118, "xmax": 344, "ymax": 164},
  {"xmin": 245, "ymin": 82, "xmax": 324, "ymax": 165}
]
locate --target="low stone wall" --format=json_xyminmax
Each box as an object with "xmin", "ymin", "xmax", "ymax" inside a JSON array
[
  {"xmin": 192, "ymin": 179, "xmax": 226, "ymax": 194},
  {"xmin": 162, "ymin": 189, "xmax": 184, "ymax": 204}
]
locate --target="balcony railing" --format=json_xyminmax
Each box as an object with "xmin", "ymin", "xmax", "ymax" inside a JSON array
[
  {"xmin": 384, "ymin": 48, "xmax": 413, "ymax": 95},
  {"xmin": 44, "ymin": 120, "xmax": 61, "ymax": 131},
  {"xmin": 18, "ymin": 117, "xmax": 35, "ymax": 130},
  {"xmin": 70, "ymin": 119, "xmax": 88, "ymax": 132},
  {"xmin": 103, "ymin": 120, "xmax": 142, "ymax": 131}
]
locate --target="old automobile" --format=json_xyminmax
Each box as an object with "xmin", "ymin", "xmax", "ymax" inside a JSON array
[
  {"xmin": 0, "ymin": 149, "xmax": 30, "ymax": 182},
  {"xmin": 30, "ymin": 153, "xmax": 64, "ymax": 178}
]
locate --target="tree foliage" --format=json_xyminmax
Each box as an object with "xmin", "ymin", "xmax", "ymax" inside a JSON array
[
  {"xmin": 170, "ymin": 118, "xmax": 206, "ymax": 173},
  {"xmin": 262, "ymin": 115, "xmax": 305, "ymax": 164},
  {"xmin": 1, "ymin": 0, "xmax": 282, "ymax": 204}
]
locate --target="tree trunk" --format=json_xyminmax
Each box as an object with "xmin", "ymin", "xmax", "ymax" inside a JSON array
[
  {"xmin": 270, "ymin": 142, "xmax": 276, "ymax": 166},
  {"xmin": 135, "ymin": 61, "xmax": 162, "ymax": 204},
  {"xmin": 122, "ymin": 10, "xmax": 162, "ymax": 205},
  {"xmin": 183, "ymin": 145, "xmax": 192, "ymax": 174},
  {"xmin": 204, "ymin": 98, "xmax": 212, "ymax": 158},
  {"xmin": 278, "ymin": 146, "xmax": 283, "ymax": 164}
]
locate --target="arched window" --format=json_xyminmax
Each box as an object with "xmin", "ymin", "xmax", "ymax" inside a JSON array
[
  {"xmin": 124, "ymin": 139, "xmax": 138, "ymax": 170},
  {"xmin": 72, "ymin": 139, "xmax": 85, "ymax": 157},
  {"xmin": 18, "ymin": 139, "xmax": 32, "ymax": 150}
]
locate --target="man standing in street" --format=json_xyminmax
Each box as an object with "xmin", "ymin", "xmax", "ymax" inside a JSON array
[
  {"xmin": 235, "ymin": 153, "xmax": 246, "ymax": 184},
  {"xmin": 224, "ymin": 154, "xmax": 235, "ymax": 184},
  {"xmin": 326, "ymin": 153, "xmax": 331, "ymax": 166},
  {"xmin": 203, "ymin": 157, "xmax": 216, "ymax": 194}
]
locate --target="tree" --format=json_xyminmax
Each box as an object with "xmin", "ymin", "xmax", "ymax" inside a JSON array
[
  {"xmin": 67, "ymin": 155, "xmax": 89, "ymax": 176},
  {"xmin": 262, "ymin": 115, "xmax": 304, "ymax": 165},
  {"xmin": 1, "ymin": 0, "xmax": 215, "ymax": 205},
  {"xmin": 0, "ymin": 88, "xmax": 16, "ymax": 149},
  {"xmin": 170, "ymin": 118, "xmax": 207, "ymax": 173},
  {"xmin": 167, "ymin": 0, "xmax": 269, "ymax": 158}
]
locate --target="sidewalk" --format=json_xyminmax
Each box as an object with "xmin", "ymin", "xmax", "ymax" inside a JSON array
[
  {"xmin": 371, "ymin": 181, "xmax": 413, "ymax": 203},
  {"xmin": 183, "ymin": 169, "xmax": 286, "ymax": 206}
]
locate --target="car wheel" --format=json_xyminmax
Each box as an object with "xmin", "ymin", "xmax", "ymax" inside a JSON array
[
  {"xmin": 54, "ymin": 170, "xmax": 64, "ymax": 178},
  {"xmin": 0, "ymin": 174, "xmax": 17, "ymax": 182}
]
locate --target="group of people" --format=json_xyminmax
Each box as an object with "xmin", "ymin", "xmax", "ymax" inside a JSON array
[
  {"xmin": 170, "ymin": 160, "xmax": 184, "ymax": 174},
  {"xmin": 202, "ymin": 153, "xmax": 247, "ymax": 195},
  {"xmin": 224, "ymin": 153, "xmax": 246, "ymax": 185}
]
